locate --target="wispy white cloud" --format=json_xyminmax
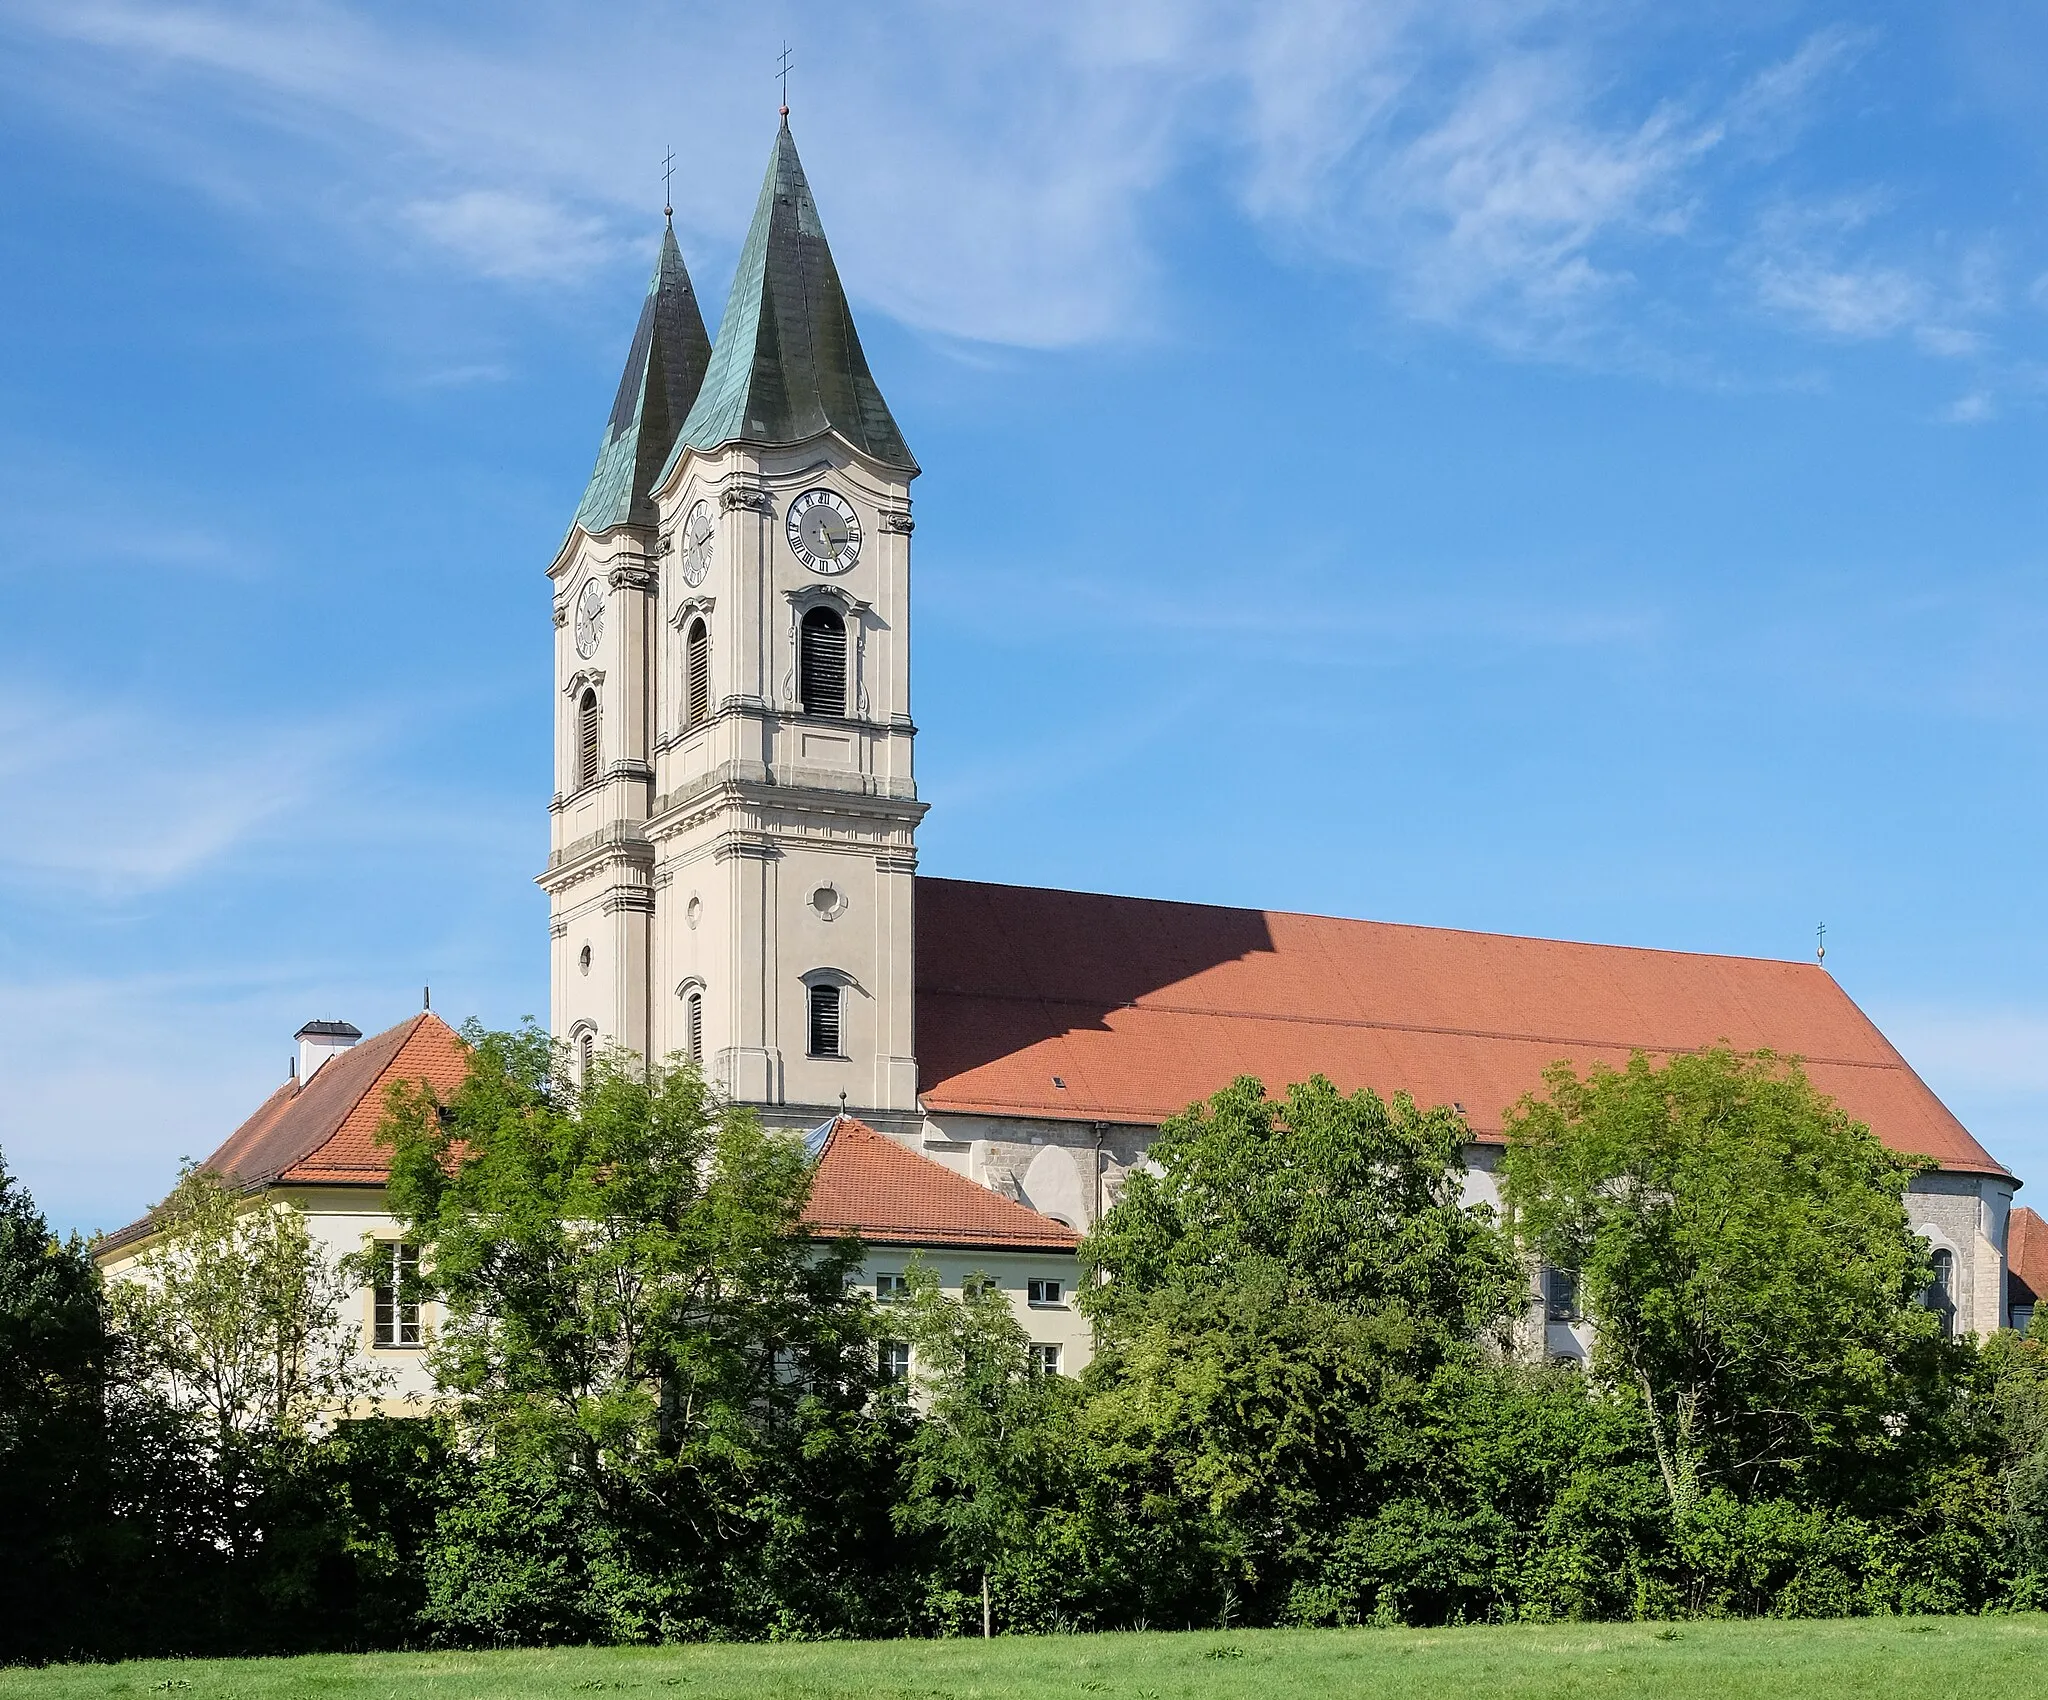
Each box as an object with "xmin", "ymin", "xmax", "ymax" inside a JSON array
[
  {"xmin": 400, "ymin": 189, "xmax": 620, "ymax": 284},
  {"xmin": 1742, "ymin": 194, "xmax": 2002, "ymax": 357},
  {"xmin": 0, "ymin": 686, "xmax": 337, "ymax": 895},
  {"xmin": 0, "ymin": 966, "xmax": 435, "ymax": 1234},
  {"xmin": 0, "ymin": 2, "xmax": 2036, "ymax": 376}
]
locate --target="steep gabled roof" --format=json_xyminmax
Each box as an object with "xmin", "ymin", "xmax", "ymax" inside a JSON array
[
  {"xmin": 802, "ymin": 1115, "xmax": 1082, "ymax": 1252},
  {"xmin": 571, "ymin": 224, "xmax": 714, "ymax": 535},
  {"xmin": 663, "ymin": 119, "xmax": 914, "ymax": 479},
  {"xmin": 2012, "ymin": 1207, "xmax": 2048, "ymax": 1311},
  {"xmin": 913, "ymin": 878, "xmax": 2011, "ymax": 1180},
  {"xmin": 97, "ymin": 1014, "xmax": 471, "ymax": 1256}
]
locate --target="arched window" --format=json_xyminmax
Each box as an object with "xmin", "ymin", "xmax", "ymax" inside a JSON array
[
  {"xmin": 799, "ymin": 605, "xmax": 846, "ymax": 718},
  {"xmin": 685, "ymin": 618, "xmax": 711, "ymax": 728},
  {"xmin": 577, "ymin": 1029, "xmax": 595, "ymax": 1084},
  {"xmin": 807, "ymin": 982, "xmax": 842, "ymax": 1057},
  {"xmin": 577, "ymin": 688, "xmax": 601, "ymax": 787},
  {"xmin": 686, "ymin": 990, "xmax": 704, "ymax": 1064},
  {"xmin": 1925, "ymin": 1248, "xmax": 1956, "ymax": 1337}
]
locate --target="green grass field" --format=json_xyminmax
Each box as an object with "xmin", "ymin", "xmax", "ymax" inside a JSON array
[{"xmin": 5, "ymin": 1616, "xmax": 2046, "ymax": 1700}]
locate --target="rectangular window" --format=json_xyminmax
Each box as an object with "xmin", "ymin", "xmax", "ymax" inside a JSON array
[
  {"xmin": 1543, "ymin": 1264, "xmax": 1581, "ymax": 1324},
  {"xmin": 1029, "ymin": 1343, "xmax": 1061, "ymax": 1377},
  {"xmin": 875, "ymin": 1273, "xmax": 908, "ymax": 1302},
  {"xmin": 808, "ymin": 983, "xmax": 842, "ymax": 1057},
  {"xmin": 373, "ymin": 1241, "xmax": 421, "ymax": 1348},
  {"xmin": 878, "ymin": 1341, "xmax": 910, "ymax": 1383},
  {"xmin": 1028, "ymin": 1277, "xmax": 1064, "ymax": 1306}
]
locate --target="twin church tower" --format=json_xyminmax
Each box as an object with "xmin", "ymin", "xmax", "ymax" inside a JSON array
[{"xmin": 541, "ymin": 119, "xmax": 924, "ymax": 1122}]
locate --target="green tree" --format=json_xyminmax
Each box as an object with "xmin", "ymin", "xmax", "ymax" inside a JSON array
[
  {"xmin": 376, "ymin": 1023, "xmax": 897, "ymax": 1641},
  {"xmin": 1079, "ymin": 1074, "xmax": 1522, "ymax": 1625},
  {"xmin": 0, "ymin": 1150, "xmax": 111, "ymax": 1661},
  {"xmin": 1499, "ymin": 1048, "xmax": 1948, "ymax": 1521},
  {"xmin": 894, "ymin": 1260, "xmax": 1081, "ymax": 1636},
  {"xmin": 109, "ymin": 1164, "xmax": 382, "ymax": 1449}
]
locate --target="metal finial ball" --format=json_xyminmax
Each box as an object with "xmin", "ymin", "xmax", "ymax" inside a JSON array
[{"xmin": 780, "ymin": 104, "xmax": 789, "ymax": 116}]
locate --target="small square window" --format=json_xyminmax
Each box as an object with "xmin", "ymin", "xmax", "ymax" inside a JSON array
[
  {"xmin": 1028, "ymin": 1278, "xmax": 1064, "ymax": 1306},
  {"xmin": 875, "ymin": 1273, "xmax": 908, "ymax": 1302},
  {"xmin": 1029, "ymin": 1343, "xmax": 1061, "ymax": 1377},
  {"xmin": 878, "ymin": 1341, "xmax": 910, "ymax": 1383}
]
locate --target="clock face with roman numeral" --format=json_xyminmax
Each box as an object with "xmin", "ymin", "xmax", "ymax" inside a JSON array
[
  {"xmin": 678, "ymin": 500, "xmax": 714, "ymax": 587},
  {"xmin": 786, "ymin": 488, "xmax": 862, "ymax": 576},
  {"xmin": 574, "ymin": 579, "xmax": 605, "ymax": 658}
]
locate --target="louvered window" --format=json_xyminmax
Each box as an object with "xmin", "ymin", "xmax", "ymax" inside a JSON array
[
  {"xmin": 808, "ymin": 982, "xmax": 842, "ymax": 1057},
  {"xmin": 577, "ymin": 688, "xmax": 601, "ymax": 787},
  {"xmin": 685, "ymin": 618, "xmax": 710, "ymax": 727},
  {"xmin": 578, "ymin": 1030, "xmax": 594, "ymax": 1084},
  {"xmin": 799, "ymin": 606, "xmax": 846, "ymax": 717},
  {"xmin": 687, "ymin": 991, "xmax": 704, "ymax": 1064}
]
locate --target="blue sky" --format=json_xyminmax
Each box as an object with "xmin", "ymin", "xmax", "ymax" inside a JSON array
[{"xmin": 2, "ymin": 1, "xmax": 2045, "ymax": 1235}]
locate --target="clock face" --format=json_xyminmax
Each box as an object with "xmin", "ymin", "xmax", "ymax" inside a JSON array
[
  {"xmin": 574, "ymin": 579, "xmax": 605, "ymax": 658},
  {"xmin": 678, "ymin": 500, "xmax": 714, "ymax": 588},
  {"xmin": 786, "ymin": 488, "xmax": 862, "ymax": 576}
]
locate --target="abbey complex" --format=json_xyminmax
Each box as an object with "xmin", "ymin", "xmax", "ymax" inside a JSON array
[{"xmin": 99, "ymin": 119, "xmax": 2045, "ymax": 1386}]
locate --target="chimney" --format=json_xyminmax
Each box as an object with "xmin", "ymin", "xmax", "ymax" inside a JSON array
[{"xmin": 295, "ymin": 1019, "xmax": 362, "ymax": 1085}]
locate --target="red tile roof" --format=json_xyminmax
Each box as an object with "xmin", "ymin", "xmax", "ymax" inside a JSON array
[
  {"xmin": 97, "ymin": 1014, "xmax": 470, "ymax": 1254},
  {"xmin": 2011, "ymin": 1207, "xmax": 2048, "ymax": 1310},
  {"xmin": 802, "ymin": 1115, "xmax": 1082, "ymax": 1252},
  {"xmin": 913, "ymin": 878, "xmax": 2010, "ymax": 1179}
]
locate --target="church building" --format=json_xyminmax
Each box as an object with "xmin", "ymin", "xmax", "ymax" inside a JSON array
[{"xmin": 100, "ymin": 117, "xmax": 2030, "ymax": 1379}]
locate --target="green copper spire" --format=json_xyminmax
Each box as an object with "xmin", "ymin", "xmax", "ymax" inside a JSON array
[
  {"xmin": 666, "ymin": 119, "xmax": 915, "ymax": 478},
  {"xmin": 571, "ymin": 224, "xmax": 714, "ymax": 535}
]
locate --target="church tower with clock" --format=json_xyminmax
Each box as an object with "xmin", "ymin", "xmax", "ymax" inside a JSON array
[{"xmin": 541, "ymin": 117, "xmax": 925, "ymax": 1126}]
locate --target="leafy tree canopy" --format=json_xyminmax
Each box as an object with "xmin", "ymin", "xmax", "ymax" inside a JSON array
[
  {"xmin": 376, "ymin": 1024, "xmax": 886, "ymax": 1578},
  {"xmin": 110, "ymin": 1163, "xmax": 380, "ymax": 1448},
  {"xmin": 1077, "ymin": 1075, "xmax": 1522, "ymax": 1621},
  {"xmin": 1500, "ymin": 1047, "xmax": 1949, "ymax": 1518},
  {"xmin": 893, "ymin": 1259, "xmax": 1081, "ymax": 1635}
]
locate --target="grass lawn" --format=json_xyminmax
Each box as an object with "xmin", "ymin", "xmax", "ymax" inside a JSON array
[{"xmin": 4, "ymin": 1616, "xmax": 2044, "ymax": 1700}]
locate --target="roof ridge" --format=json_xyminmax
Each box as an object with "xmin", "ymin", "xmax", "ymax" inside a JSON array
[
  {"xmin": 916, "ymin": 875, "xmax": 1827, "ymax": 973},
  {"xmin": 805, "ymin": 1115, "xmax": 1082, "ymax": 1249}
]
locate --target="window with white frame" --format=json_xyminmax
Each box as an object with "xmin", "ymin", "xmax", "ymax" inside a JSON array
[
  {"xmin": 878, "ymin": 1341, "xmax": 910, "ymax": 1383},
  {"xmin": 1029, "ymin": 1343, "xmax": 1061, "ymax": 1377},
  {"xmin": 875, "ymin": 1273, "xmax": 908, "ymax": 1302},
  {"xmin": 686, "ymin": 990, "xmax": 704, "ymax": 1064},
  {"xmin": 1028, "ymin": 1277, "xmax": 1064, "ymax": 1306},
  {"xmin": 373, "ymin": 1241, "xmax": 421, "ymax": 1348}
]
